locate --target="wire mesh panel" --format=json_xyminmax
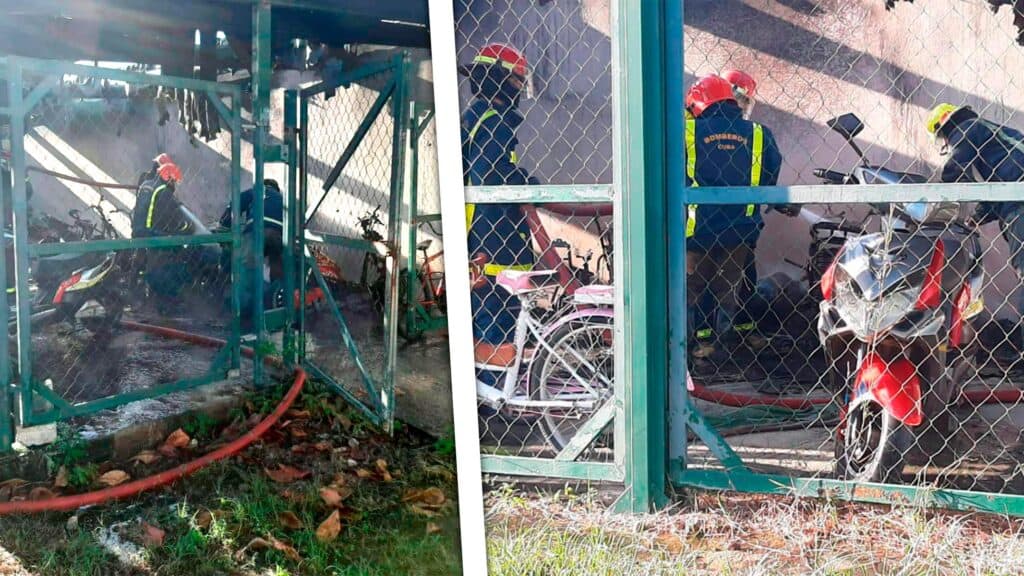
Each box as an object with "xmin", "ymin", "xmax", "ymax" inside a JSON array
[
  {"xmin": 0, "ymin": 58, "xmax": 243, "ymax": 429},
  {"xmin": 678, "ymin": 0, "xmax": 1024, "ymax": 510},
  {"xmin": 455, "ymin": 0, "xmax": 625, "ymax": 483},
  {"xmin": 470, "ymin": 201, "xmax": 615, "ymax": 463},
  {"xmin": 297, "ymin": 59, "xmax": 407, "ymax": 428},
  {"xmin": 455, "ymin": 0, "xmax": 614, "ymax": 185}
]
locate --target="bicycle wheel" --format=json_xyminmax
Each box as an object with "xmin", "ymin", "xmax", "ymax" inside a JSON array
[
  {"xmin": 361, "ymin": 252, "xmax": 385, "ymax": 310},
  {"xmin": 528, "ymin": 313, "xmax": 614, "ymax": 452},
  {"xmin": 397, "ymin": 272, "xmax": 422, "ymax": 342}
]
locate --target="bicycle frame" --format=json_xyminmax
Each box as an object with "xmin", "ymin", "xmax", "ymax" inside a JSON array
[
  {"xmin": 417, "ymin": 248, "xmax": 445, "ymax": 306},
  {"xmin": 476, "ymin": 282, "xmax": 613, "ymax": 412}
]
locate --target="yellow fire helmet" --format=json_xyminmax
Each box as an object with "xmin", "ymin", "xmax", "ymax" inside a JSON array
[{"xmin": 926, "ymin": 103, "xmax": 969, "ymax": 140}]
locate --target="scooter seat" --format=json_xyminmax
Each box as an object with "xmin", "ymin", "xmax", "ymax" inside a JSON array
[
  {"xmin": 34, "ymin": 252, "xmax": 101, "ymax": 285},
  {"xmin": 474, "ymin": 341, "xmax": 519, "ymax": 367}
]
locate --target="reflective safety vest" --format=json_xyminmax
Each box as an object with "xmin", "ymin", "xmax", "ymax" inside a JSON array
[
  {"xmin": 464, "ymin": 107, "xmax": 533, "ymax": 277},
  {"xmin": 684, "ymin": 117, "xmax": 762, "ymax": 239},
  {"xmin": 132, "ymin": 179, "xmax": 190, "ymax": 237}
]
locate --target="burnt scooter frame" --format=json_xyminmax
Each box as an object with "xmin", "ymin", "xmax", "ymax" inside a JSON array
[{"xmin": 816, "ymin": 113, "xmax": 985, "ymax": 483}]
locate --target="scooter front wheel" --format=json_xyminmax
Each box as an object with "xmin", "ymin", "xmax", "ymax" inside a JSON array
[{"xmin": 835, "ymin": 397, "xmax": 910, "ymax": 484}]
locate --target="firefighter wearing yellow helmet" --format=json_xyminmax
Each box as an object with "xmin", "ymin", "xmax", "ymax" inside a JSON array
[{"xmin": 927, "ymin": 101, "xmax": 1024, "ymax": 357}]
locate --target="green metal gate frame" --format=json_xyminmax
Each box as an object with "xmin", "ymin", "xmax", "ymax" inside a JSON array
[
  {"xmin": 0, "ymin": 56, "xmax": 245, "ymax": 444},
  {"xmin": 286, "ymin": 54, "xmax": 414, "ymax": 432},
  {"xmin": 461, "ymin": 0, "xmax": 1024, "ymax": 517},
  {"xmin": 403, "ymin": 102, "xmax": 446, "ymax": 341},
  {"xmin": 666, "ymin": 0, "xmax": 1024, "ymax": 516},
  {"xmin": 464, "ymin": 0, "xmax": 669, "ymax": 513}
]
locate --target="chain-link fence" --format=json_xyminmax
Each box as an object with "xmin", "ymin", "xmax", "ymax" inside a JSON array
[
  {"xmin": 0, "ymin": 58, "xmax": 247, "ymax": 439},
  {"xmin": 676, "ymin": 0, "xmax": 1024, "ymax": 511},
  {"xmin": 294, "ymin": 54, "xmax": 426, "ymax": 430},
  {"xmin": 455, "ymin": 0, "xmax": 625, "ymax": 479},
  {"xmin": 453, "ymin": 0, "xmax": 1024, "ymax": 514}
]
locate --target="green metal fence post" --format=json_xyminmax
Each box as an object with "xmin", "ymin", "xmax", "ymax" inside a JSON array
[
  {"xmin": 382, "ymin": 52, "xmax": 411, "ymax": 432},
  {"xmin": 230, "ymin": 88, "xmax": 243, "ymax": 371},
  {"xmin": 668, "ymin": 0, "xmax": 689, "ymax": 473},
  {"xmin": 9, "ymin": 60, "xmax": 35, "ymax": 425},
  {"xmin": 0, "ymin": 89, "xmax": 11, "ymax": 453},
  {"xmin": 405, "ymin": 103, "xmax": 422, "ymax": 340},
  {"xmin": 251, "ymin": 0, "xmax": 272, "ymax": 385},
  {"xmin": 611, "ymin": 0, "xmax": 669, "ymax": 513},
  {"xmin": 298, "ymin": 96, "xmax": 309, "ymax": 362},
  {"xmin": 283, "ymin": 89, "xmax": 299, "ymax": 367}
]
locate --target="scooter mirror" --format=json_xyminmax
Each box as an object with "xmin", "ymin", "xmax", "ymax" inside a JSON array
[{"xmin": 826, "ymin": 113, "xmax": 865, "ymax": 140}]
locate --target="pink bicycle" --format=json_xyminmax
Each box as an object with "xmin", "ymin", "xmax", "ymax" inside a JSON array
[{"xmin": 474, "ymin": 268, "xmax": 614, "ymax": 450}]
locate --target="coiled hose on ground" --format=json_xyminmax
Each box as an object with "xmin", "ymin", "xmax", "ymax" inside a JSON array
[{"xmin": 0, "ymin": 321, "xmax": 305, "ymax": 515}]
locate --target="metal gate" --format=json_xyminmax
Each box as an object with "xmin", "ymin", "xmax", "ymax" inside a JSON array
[
  {"xmin": 0, "ymin": 56, "xmax": 244, "ymax": 449},
  {"xmin": 286, "ymin": 55, "xmax": 412, "ymax": 432}
]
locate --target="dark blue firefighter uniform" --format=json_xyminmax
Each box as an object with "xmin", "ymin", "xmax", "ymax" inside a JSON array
[
  {"xmin": 685, "ymin": 101, "xmax": 782, "ymax": 348},
  {"xmin": 131, "ymin": 174, "xmax": 195, "ymax": 299},
  {"xmin": 221, "ymin": 181, "xmax": 287, "ymax": 316},
  {"xmin": 941, "ymin": 111, "xmax": 1024, "ymax": 348},
  {"xmin": 463, "ymin": 99, "xmax": 535, "ymax": 345}
]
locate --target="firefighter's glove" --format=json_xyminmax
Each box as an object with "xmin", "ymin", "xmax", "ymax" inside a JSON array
[{"xmin": 773, "ymin": 204, "xmax": 801, "ymax": 218}]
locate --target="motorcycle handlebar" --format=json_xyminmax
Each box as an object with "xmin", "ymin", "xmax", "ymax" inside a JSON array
[{"xmin": 813, "ymin": 168, "xmax": 851, "ymax": 184}]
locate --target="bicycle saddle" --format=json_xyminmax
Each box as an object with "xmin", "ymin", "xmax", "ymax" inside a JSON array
[{"xmin": 496, "ymin": 269, "xmax": 558, "ymax": 295}]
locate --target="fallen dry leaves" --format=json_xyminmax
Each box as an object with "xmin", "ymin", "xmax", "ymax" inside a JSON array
[
  {"xmin": 316, "ymin": 510, "xmax": 342, "ymax": 542},
  {"xmin": 158, "ymin": 428, "xmax": 191, "ymax": 457},
  {"xmin": 291, "ymin": 441, "xmax": 332, "ymax": 455},
  {"xmin": 195, "ymin": 509, "xmax": 215, "ymax": 530},
  {"xmin": 141, "ymin": 522, "xmax": 166, "ymax": 547},
  {"xmin": 28, "ymin": 487, "xmax": 57, "ymax": 501},
  {"xmin": 97, "ymin": 470, "xmax": 130, "ymax": 487},
  {"xmin": 654, "ymin": 532, "xmax": 685, "ymax": 555},
  {"xmin": 403, "ymin": 487, "xmax": 446, "ymax": 517},
  {"xmin": 374, "ymin": 459, "xmax": 393, "ymax": 482},
  {"xmin": 264, "ymin": 464, "xmax": 311, "ymax": 484},
  {"xmin": 426, "ymin": 522, "xmax": 442, "ymax": 535},
  {"xmin": 54, "ymin": 466, "xmax": 68, "ymax": 489},
  {"xmin": 278, "ymin": 511, "xmax": 303, "ymax": 530},
  {"xmin": 130, "ymin": 450, "xmax": 162, "ymax": 465},
  {"xmin": 238, "ymin": 535, "xmax": 301, "ymax": 562},
  {"xmin": 403, "ymin": 487, "xmax": 446, "ymax": 507},
  {"xmin": 164, "ymin": 429, "xmax": 191, "ymax": 448},
  {"xmin": 319, "ymin": 486, "xmax": 354, "ymax": 508}
]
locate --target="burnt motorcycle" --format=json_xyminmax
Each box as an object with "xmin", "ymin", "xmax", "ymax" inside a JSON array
[
  {"xmin": 816, "ymin": 113, "xmax": 984, "ymax": 483},
  {"xmin": 51, "ymin": 204, "xmax": 132, "ymax": 335}
]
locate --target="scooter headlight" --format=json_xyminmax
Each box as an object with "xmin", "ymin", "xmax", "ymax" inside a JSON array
[{"xmin": 833, "ymin": 269, "xmax": 921, "ymax": 339}]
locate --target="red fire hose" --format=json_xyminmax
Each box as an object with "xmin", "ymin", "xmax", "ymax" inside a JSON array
[
  {"xmin": 689, "ymin": 374, "xmax": 1024, "ymax": 409},
  {"xmin": 0, "ymin": 322, "xmax": 305, "ymax": 515}
]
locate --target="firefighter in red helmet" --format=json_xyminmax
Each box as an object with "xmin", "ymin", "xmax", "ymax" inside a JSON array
[
  {"xmin": 459, "ymin": 43, "xmax": 537, "ymax": 377},
  {"xmin": 131, "ymin": 154, "xmax": 196, "ymax": 311},
  {"xmin": 721, "ymin": 69, "xmax": 757, "ymax": 120},
  {"xmin": 684, "ymin": 74, "xmax": 788, "ymax": 389}
]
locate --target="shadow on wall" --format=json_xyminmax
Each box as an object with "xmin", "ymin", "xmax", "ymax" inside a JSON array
[
  {"xmin": 456, "ymin": 0, "xmax": 612, "ymax": 185},
  {"xmin": 683, "ymin": 0, "xmax": 1024, "ymax": 317},
  {"xmin": 685, "ymin": 0, "xmax": 1024, "ymax": 181}
]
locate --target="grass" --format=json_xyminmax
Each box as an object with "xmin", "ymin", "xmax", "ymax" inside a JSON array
[
  {"xmin": 484, "ymin": 485, "xmax": 1024, "ymax": 576},
  {"xmin": 0, "ymin": 381, "xmax": 461, "ymax": 576}
]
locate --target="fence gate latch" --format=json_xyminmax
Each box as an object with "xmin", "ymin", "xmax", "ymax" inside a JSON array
[{"xmin": 263, "ymin": 144, "xmax": 289, "ymax": 164}]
